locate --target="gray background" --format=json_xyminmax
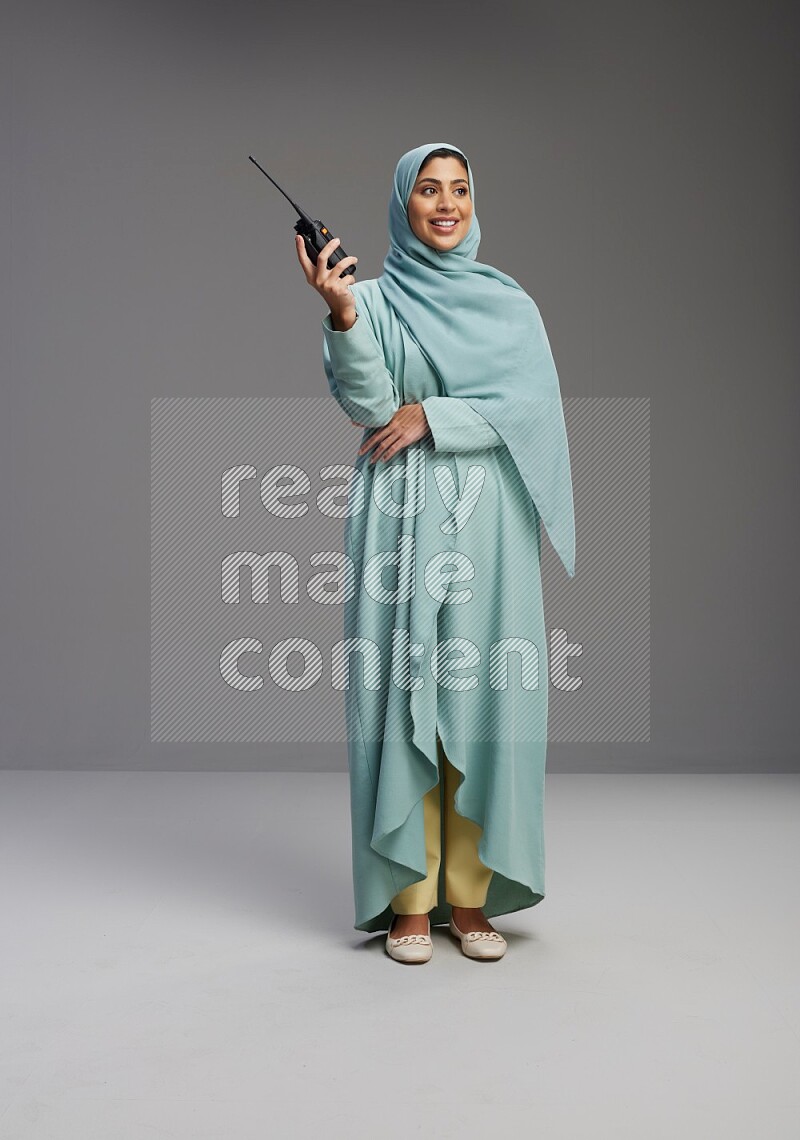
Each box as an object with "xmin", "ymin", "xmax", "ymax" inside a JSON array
[{"xmin": 3, "ymin": 0, "xmax": 797, "ymax": 771}]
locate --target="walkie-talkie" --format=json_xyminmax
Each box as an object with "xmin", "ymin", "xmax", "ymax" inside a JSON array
[{"xmin": 248, "ymin": 155, "xmax": 355, "ymax": 278}]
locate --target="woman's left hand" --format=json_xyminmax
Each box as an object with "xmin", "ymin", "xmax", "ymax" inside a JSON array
[{"xmin": 352, "ymin": 404, "xmax": 431, "ymax": 464}]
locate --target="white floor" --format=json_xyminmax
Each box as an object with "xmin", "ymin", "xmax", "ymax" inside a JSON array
[{"xmin": 0, "ymin": 770, "xmax": 798, "ymax": 1139}]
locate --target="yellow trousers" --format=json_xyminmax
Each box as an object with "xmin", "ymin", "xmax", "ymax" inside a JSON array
[{"xmin": 391, "ymin": 734, "xmax": 494, "ymax": 913}]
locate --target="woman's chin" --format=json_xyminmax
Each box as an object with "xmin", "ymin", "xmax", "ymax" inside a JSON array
[{"xmin": 423, "ymin": 234, "xmax": 461, "ymax": 252}]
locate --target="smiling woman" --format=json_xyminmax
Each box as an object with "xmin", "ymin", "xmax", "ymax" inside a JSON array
[
  {"xmin": 296, "ymin": 141, "xmax": 575, "ymax": 963},
  {"xmin": 405, "ymin": 156, "xmax": 474, "ymax": 249}
]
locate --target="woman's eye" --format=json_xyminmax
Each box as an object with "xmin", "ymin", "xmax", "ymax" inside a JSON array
[{"xmin": 420, "ymin": 186, "xmax": 469, "ymax": 196}]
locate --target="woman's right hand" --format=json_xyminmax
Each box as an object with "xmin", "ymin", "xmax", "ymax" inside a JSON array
[{"xmin": 295, "ymin": 234, "xmax": 358, "ymax": 330}]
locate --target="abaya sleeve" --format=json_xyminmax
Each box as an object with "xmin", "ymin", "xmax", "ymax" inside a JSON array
[
  {"xmin": 421, "ymin": 395, "xmax": 506, "ymax": 452},
  {"xmin": 322, "ymin": 313, "xmax": 507, "ymax": 452},
  {"xmin": 321, "ymin": 313, "xmax": 399, "ymax": 426}
]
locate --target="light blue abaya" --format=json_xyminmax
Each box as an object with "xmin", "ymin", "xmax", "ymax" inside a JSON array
[{"xmin": 321, "ymin": 143, "xmax": 575, "ymax": 933}]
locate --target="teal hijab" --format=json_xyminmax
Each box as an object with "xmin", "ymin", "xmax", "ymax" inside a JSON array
[{"xmin": 372, "ymin": 141, "xmax": 576, "ymax": 578}]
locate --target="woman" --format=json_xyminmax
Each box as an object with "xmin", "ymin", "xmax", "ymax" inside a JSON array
[{"xmin": 296, "ymin": 142, "xmax": 575, "ymax": 963}]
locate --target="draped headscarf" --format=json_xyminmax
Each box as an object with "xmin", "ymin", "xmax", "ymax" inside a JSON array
[{"xmin": 372, "ymin": 141, "xmax": 576, "ymax": 578}]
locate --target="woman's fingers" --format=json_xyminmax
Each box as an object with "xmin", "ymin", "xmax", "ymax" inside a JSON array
[
  {"xmin": 331, "ymin": 255, "xmax": 359, "ymax": 276},
  {"xmin": 295, "ymin": 234, "xmax": 318, "ymax": 282},
  {"xmin": 364, "ymin": 430, "xmax": 404, "ymax": 463},
  {"xmin": 318, "ymin": 235, "xmax": 340, "ymax": 258},
  {"xmin": 359, "ymin": 405, "xmax": 430, "ymax": 463},
  {"xmin": 319, "ymin": 250, "xmax": 359, "ymax": 291},
  {"xmin": 296, "ymin": 234, "xmax": 340, "ymax": 280},
  {"xmin": 374, "ymin": 433, "xmax": 414, "ymax": 463},
  {"xmin": 296, "ymin": 234, "xmax": 358, "ymax": 303},
  {"xmin": 358, "ymin": 426, "xmax": 389, "ymax": 456},
  {"xmin": 315, "ymin": 237, "xmax": 343, "ymax": 284}
]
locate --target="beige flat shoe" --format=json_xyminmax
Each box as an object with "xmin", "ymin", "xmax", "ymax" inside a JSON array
[
  {"xmin": 386, "ymin": 914, "xmax": 433, "ymax": 964},
  {"xmin": 448, "ymin": 915, "xmax": 507, "ymax": 960}
]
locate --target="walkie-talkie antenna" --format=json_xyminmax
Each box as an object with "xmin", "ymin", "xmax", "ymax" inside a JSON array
[
  {"xmin": 249, "ymin": 153, "xmax": 355, "ymax": 277},
  {"xmin": 248, "ymin": 155, "xmax": 313, "ymax": 223}
]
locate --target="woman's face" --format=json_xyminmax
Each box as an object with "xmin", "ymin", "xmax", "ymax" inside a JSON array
[{"xmin": 407, "ymin": 155, "xmax": 473, "ymax": 250}]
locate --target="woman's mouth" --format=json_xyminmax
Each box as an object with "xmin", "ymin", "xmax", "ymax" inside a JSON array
[{"xmin": 429, "ymin": 219, "xmax": 458, "ymax": 231}]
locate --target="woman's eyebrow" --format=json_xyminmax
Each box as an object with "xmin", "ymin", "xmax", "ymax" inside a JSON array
[{"xmin": 415, "ymin": 177, "xmax": 469, "ymax": 187}]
